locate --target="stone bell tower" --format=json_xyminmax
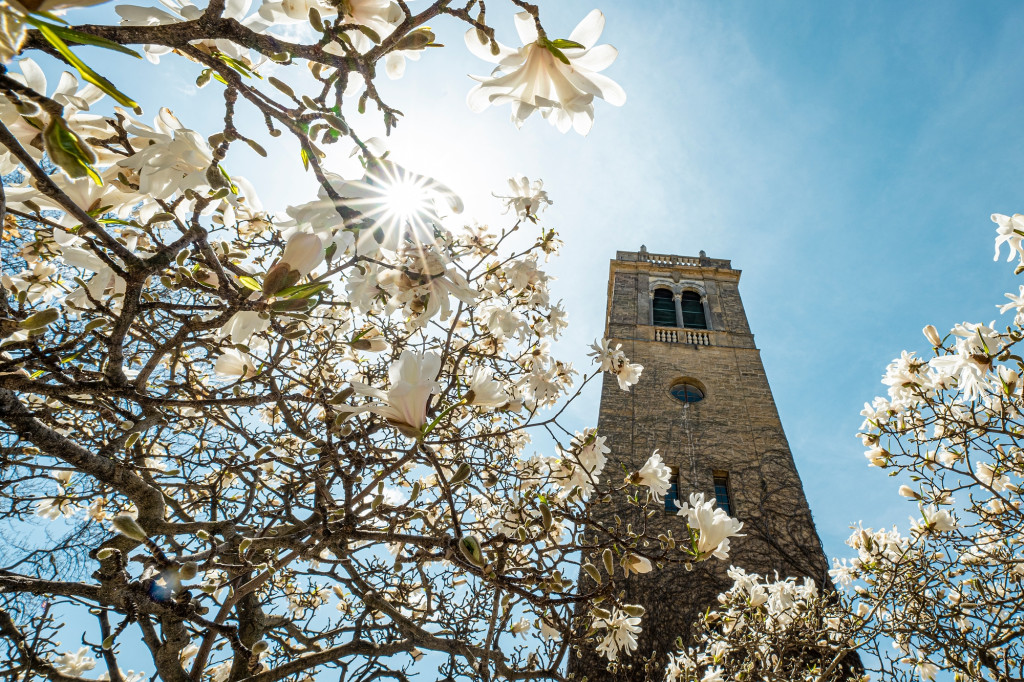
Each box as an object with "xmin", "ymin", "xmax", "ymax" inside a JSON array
[{"xmin": 571, "ymin": 248, "xmax": 831, "ymax": 681}]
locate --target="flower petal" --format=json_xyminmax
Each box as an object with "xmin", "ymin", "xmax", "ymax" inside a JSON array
[
  {"xmin": 385, "ymin": 52, "xmax": 405, "ymax": 79},
  {"xmin": 568, "ymin": 9, "xmax": 605, "ymax": 49},
  {"xmin": 566, "ymin": 70, "xmax": 626, "ymax": 107},
  {"xmin": 571, "ymin": 44, "xmax": 618, "ymax": 72},
  {"xmin": 513, "ymin": 11, "xmax": 539, "ymax": 44}
]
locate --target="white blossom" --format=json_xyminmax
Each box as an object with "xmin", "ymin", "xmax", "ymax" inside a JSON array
[
  {"xmin": 344, "ymin": 350, "xmax": 441, "ymax": 437},
  {"xmin": 466, "ymin": 10, "xmax": 625, "ymax": 134},
  {"xmin": 219, "ymin": 311, "xmax": 269, "ymax": 345},
  {"xmin": 677, "ymin": 492, "xmax": 744, "ymax": 561},
  {"xmin": 592, "ymin": 608, "xmax": 641, "ymax": 662},
  {"xmin": 466, "ymin": 366, "xmax": 508, "ymax": 407},
  {"xmin": 53, "ymin": 647, "xmax": 96, "ymax": 676},
  {"xmin": 637, "ymin": 450, "xmax": 672, "ymax": 503},
  {"xmin": 495, "ymin": 175, "xmax": 553, "ymax": 218}
]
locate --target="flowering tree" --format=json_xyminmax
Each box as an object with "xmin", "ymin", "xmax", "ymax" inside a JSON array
[
  {"xmin": 661, "ymin": 216, "xmax": 1024, "ymax": 682},
  {"xmin": 0, "ymin": 1, "xmax": 746, "ymax": 681}
]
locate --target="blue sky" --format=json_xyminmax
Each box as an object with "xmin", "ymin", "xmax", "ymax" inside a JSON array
[{"xmin": 35, "ymin": 0, "xmax": 1024, "ymax": 564}]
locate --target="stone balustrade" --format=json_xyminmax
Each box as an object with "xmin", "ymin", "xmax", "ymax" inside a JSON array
[{"xmin": 652, "ymin": 326, "xmax": 713, "ymax": 345}]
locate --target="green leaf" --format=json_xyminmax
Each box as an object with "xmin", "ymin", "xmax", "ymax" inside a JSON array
[
  {"xmin": 544, "ymin": 42, "xmax": 571, "ymax": 65},
  {"xmin": 32, "ymin": 11, "xmax": 68, "ymax": 24},
  {"xmin": 213, "ymin": 51, "xmax": 261, "ymax": 79},
  {"xmin": 42, "ymin": 116, "xmax": 102, "ymax": 184},
  {"xmin": 33, "ymin": 22, "xmax": 138, "ymax": 107},
  {"xmin": 276, "ymin": 282, "xmax": 328, "ymax": 300},
  {"xmin": 549, "ymin": 38, "xmax": 585, "ymax": 50},
  {"xmin": 29, "ymin": 19, "xmax": 142, "ymax": 58},
  {"xmin": 238, "ymin": 275, "xmax": 262, "ymax": 292}
]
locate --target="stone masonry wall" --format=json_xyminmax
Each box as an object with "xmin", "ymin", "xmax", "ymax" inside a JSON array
[{"xmin": 569, "ymin": 254, "xmax": 829, "ymax": 681}]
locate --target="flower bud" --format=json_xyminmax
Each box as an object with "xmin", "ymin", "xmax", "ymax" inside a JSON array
[
  {"xmin": 395, "ymin": 28, "xmax": 435, "ymax": 51},
  {"xmin": 923, "ymin": 324, "xmax": 942, "ymax": 347},
  {"xmin": 449, "ymin": 463, "xmax": 472, "ymax": 485},
  {"xmin": 281, "ymin": 232, "xmax": 324, "ymax": 277},
  {"xmin": 458, "ymin": 535, "xmax": 485, "ymax": 566},
  {"xmin": 19, "ymin": 308, "xmax": 60, "ymax": 330},
  {"xmin": 261, "ymin": 262, "xmax": 299, "ymax": 297},
  {"xmin": 111, "ymin": 515, "xmax": 146, "ymax": 541},
  {"xmin": 602, "ymin": 548, "xmax": 614, "ymax": 575},
  {"xmin": 179, "ymin": 561, "xmax": 198, "ymax": 581},
  {"xmin": 251, "ymin": 640, "xmax": 269, "ymax": 654},
  {"xmin": 898, "ymin": 485, "xmax": 920, "ymax": 500},
  {"xmin": 96, "ymin": 548, "xmax": 117, "ymax": 560}
]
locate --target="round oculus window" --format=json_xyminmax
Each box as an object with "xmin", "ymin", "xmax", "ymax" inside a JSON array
[{"xmin": 670, "ymin": 382, "xmax": 705, "ymax": 403}]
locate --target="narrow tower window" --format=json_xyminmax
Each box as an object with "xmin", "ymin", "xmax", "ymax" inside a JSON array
[
  {"xmin": 713, "ymin": 471, "xmax": 732, "ymax": 515},
  {"xmin": 680, "ymin": 291, "xmax": 708, "ymax": 329},
  {"xmin": 652, "ymin": 288, "xmax": 677, "ymax": 327},
  {"xmin": 665, "ymin": 466, "xmax": 680, "ymax": 513}
]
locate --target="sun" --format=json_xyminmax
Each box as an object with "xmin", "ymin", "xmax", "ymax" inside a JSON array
[{"xmin": 380, "ymin": 175, "xmax": 434, "ymax": 226}]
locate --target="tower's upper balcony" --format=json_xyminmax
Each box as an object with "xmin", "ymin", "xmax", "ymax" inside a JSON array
[
  {"xmin": 613, "ymin": 246, "xmax": 734, "ymax": 271},
  {"xmin": 605, "ymin": 246, "xmax": 752, "ymax": 347}
]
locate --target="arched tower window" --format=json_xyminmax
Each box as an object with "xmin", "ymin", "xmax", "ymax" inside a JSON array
[
  {"xmin": 652, "ymin": 288, "xmax": 677, "ymax": 327},
  {"xmin": 680, "ymin": 291, "xmax": 707, "ymax": 329}
]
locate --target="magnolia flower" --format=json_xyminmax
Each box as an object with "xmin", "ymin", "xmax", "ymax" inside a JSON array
[
  {"xmin": 495, "ymin": 175, "xmax": 553, "ymax": 218},
  {"xmin": 258, "ymin": 0, "xmax": 337, "ymax": 23},
  {"xmin": 993, "ymin": 213, "xmax": 1024, "ymax": 262},
  {"xmin": 864, "ymin": 446, "xmax": 888, "ymax": 467},
  {"xmin": 636, "ymin": 450, "xmax": 672, "ymax": 503},
  {"xmin": 215, "ymin": 348, "xmax": 258, "ymax": 380},
  {"xmin": 465, "ymin": 366, "xmax": 508, "ymax": 407},
  {"xmin": 552, "ymin": 429, "xmax": 608, "ymax": 499},
  {"xmin": 219, "ymin": 311, "xmax": 269, "ymax": 345},
  {"xmin": 593, "ymin": 608, "xmax": 641, "ymax": 661},
  {"xmin": 677, "ymin": 493, "xmax": 744, "ymax": 561},
  {"xmin": 589, "ymin": 338, "xmax": 643, "ymax": 390},
  {"xmin": 343, "ymin": 350, "xmax": 441, "ymax": 437},
  {"xmin": 898, "ymin": 485, "xmax": 919, "ymax": 499},
  {"xmin": 509, "ymin": 618, "xmax": 530, "ymax": 636},
  {"xmin": 263, "ymin": 232, "xmax": 324, "ymax": 295},
  {"xmin": 54, "ymin": 648, "xmax": 97, "ymax": 676},
  {"xmin": 975, "ymin": 461, "xmax": 1013, "ymax": 492},
  {"xmin": 0, "ymin": 0, "xmax": 111, "ymax": 62},
  {"xmin": 117, "ymin": 0, "xmax": 267, "ymax": 65},
  {"xmin": 539, "ymin": 619, "xmax": 561, "ymax": 641},
  {"xmin": 700, "ymin": 668, "xmax": 725, "ymax": 682},
  {"xmin": 612, "ymin": 355, "xmax": 643, "ymax": 390},
  {"xmin": 916, "ymin": 658, "xmax": 940, "ymax": 682},
  {"xmin": 280, "ymin": 231, "xmax": 325, "ymax": 276},
  {"xmin": 35, "ymin": 497, "xmax": 78, "ymax": 520},
  {"xmin": 0, "ymin": 4, "xmax": 26, "ymax": 63},
  {"xmin": 622, "ymin": 553, "xmax": 653, "ymax": 576},
  {"xmin": 466, "ymin": 10, "xmax": 625, "ymax": 134},
  {"xmin": 913, "ymin": 506, "xmax": 957, "ymax": 534},
  {"xmin": 377, "ymin": 245, "xmax": 478, "ymax": 329},
  {"xmin": 118, "ymin": 108, "xmax": 215, "ymax": 200},
  {"xmin": 349, "ymin": 326, "xmax": 390, "ymax": 353}
]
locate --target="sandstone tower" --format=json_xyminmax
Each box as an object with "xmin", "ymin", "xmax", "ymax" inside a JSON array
[{"xmin": 571, "ymin": 248, "xmax": 831, "ymax": 681}]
